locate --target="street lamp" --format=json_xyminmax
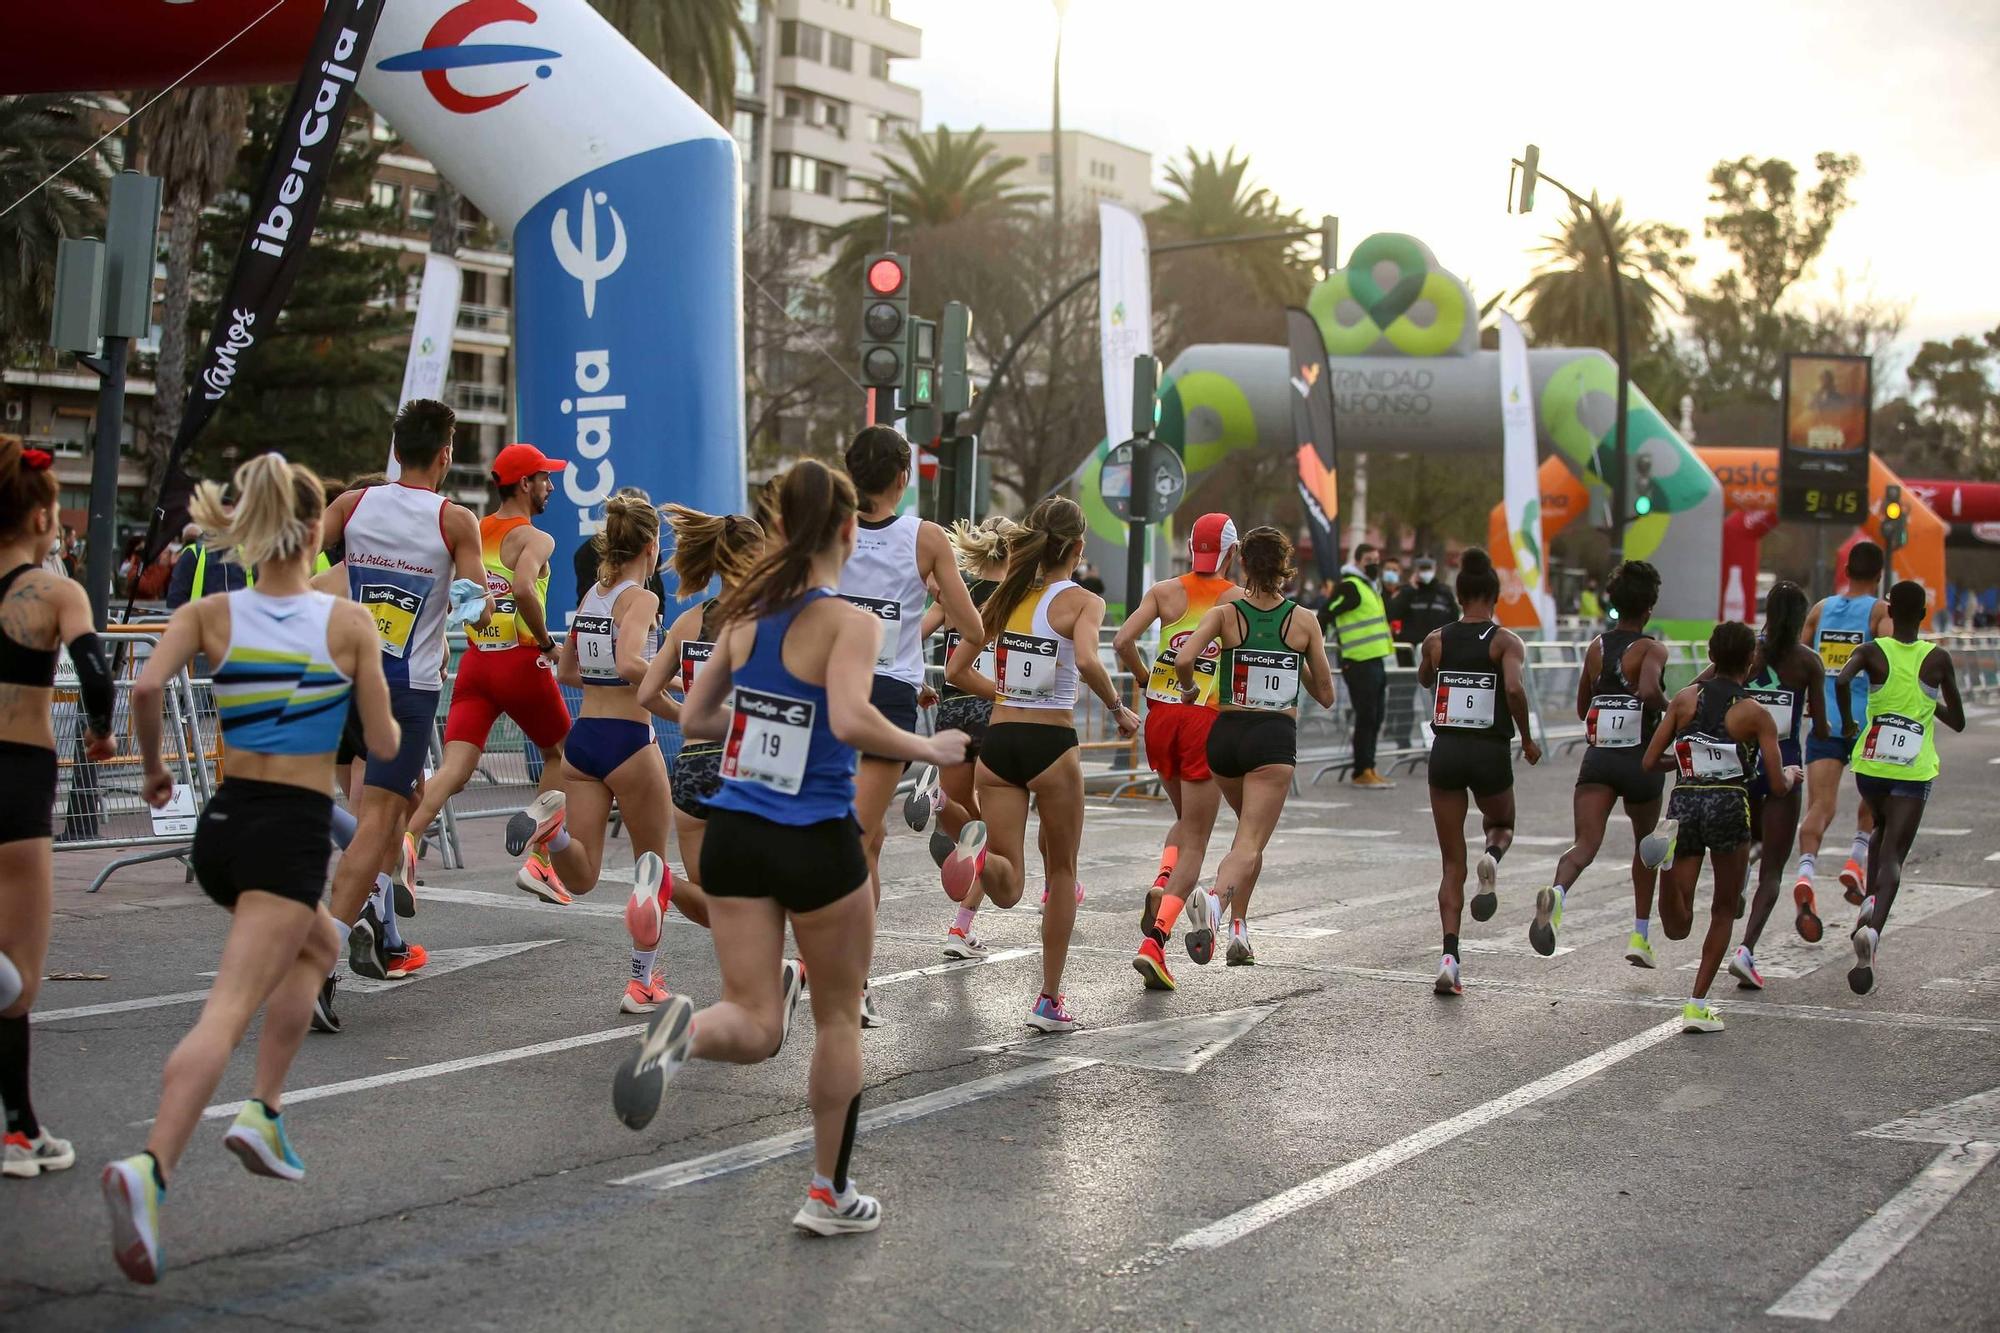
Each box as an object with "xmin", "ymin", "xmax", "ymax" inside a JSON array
[{"xmin": 1508, "ymin": 145, "xmax": 1634, "ymax": 562}]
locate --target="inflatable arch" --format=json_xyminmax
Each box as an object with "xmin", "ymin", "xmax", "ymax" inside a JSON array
[
  {"xmin": 1079, "ymin": 234, "xmax": 1723, "ymax": 637},
  {"xmin": 4, "ymin": 0, "xmax": 746, "ymax": 620}
]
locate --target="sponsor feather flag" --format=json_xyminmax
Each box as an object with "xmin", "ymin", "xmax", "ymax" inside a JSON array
[
  {"xmin": 1499, "ymin": 313, "xmax": 1555, "ymax": 633},
  {"xmin": 1286, "ymin": 307, "xmax": 1340, "ymax": 581}
]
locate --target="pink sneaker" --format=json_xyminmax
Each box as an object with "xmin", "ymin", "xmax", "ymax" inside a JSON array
[
  {"xmin": 620, "ymin": 973, "xmax": 669, "ymax": 1015},
  {"xmin": 1026, "ymin": 992, "xmax": 1078, "ymax": 1033},
  {"xmin": 941, "ymin": 822, "xmax": 987, "ymax": 903},
  {"xmin": 515, "ymin": 850, "xmax": 572, "ymax": 905},
  {"xmin": 625, "ymin": 852, "xmax": 668, "ymax": 947}
]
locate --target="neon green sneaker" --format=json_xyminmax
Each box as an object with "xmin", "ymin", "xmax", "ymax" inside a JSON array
[
  {"xmin": 101, "ymin": 1153, "xmax": 165, "ymax": 1284},
  {"xmin": 1529, "ymin": 887, "xmax": 1565, "ymax": 956},
  {"xmin": 1681, "ymin": 1000, "xmax": 1724, "ymax": 1033},
  {"xmin": 223, "ymin": 1100, "xmax": 305, "ymax": 1182},
  {"xmin": 1624, "ymin": 932, "xmax": 1657, "ymax": 969}
]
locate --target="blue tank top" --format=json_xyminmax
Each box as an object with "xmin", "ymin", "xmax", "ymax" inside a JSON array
[
  {"xmin": 1814, "ymin": 593, "xmax": 1876, "ymax": 732},
  {"xmin": 709, "ymin": 588, "xmax": 857, "ymax": 826},
  {"xmin": 212, "ymin": 590, "xmax": 353, "ymax": 755}
]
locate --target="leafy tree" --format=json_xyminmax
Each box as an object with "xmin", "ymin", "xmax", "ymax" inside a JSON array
[
  {"xmin": 1880, "ymin": 325, "xmax": 2000, "ymax": 478},
  {"xmin": 587, "ymin": 0, "xmax": 751, "ymax": 119},
  {"xmin": 830, "ymin": 125, "xmax": 1042, "ymax": 283},
  {"xmin": 1514, "ymin": 197, "xmax": 1690, "ymax": 354},
  {"xmin": 0, "ymin": 94, "xmax": 110, "ymax": 355},
  {"xmin": 1149, "ymin": 147, "xmax": 1312, "ymax": 309}
]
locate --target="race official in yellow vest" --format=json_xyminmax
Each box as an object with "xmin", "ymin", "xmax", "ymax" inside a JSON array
[{"xmin": 1326, "ymin": 542, "xmax": 1395, "ymax": 789}]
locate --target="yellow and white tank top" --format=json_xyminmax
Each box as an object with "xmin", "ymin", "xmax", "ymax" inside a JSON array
[
  {"xmin": 344, "ymin": 483, "xmax": 452, "ymax": 691},
  {"xmin": 1145, "ymin": 573, "xmax": 1233, "ymax": 706},
  {"xmin": 994, "ymin": 580, "xmax": 1078, "ymax": 711},
  {"xmin": 466, "ymin": 513, "xmax": 547, "ymax": 652}
]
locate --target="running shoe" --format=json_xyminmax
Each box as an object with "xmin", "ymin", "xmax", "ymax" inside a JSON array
[
  {"xmin": 1680, "ymin": 1000, "xmax": 1725, "ymax": 1033},
  {"xmin": 516, "ymin": 850, "xmax": 573, "ymax": 906},
  {"xmin": 1623, "ymin": 932, "xmax": 1657, "ymax": 969},
  {"xmin": 1225, "ymin": 923, "xmax": 1254, "ymax": 966},
  {"xmin": 102, "ymin": 1154, "xmax": 164, "ymax": 1284},
  {"xmin": 940, "ymin": 821, "xmax": 987, "ymax": 903},
  {"xmin": 1434, "ymin": 954, "xmax": 1462, "ymax": 996},
  {"xmin": 1728, "ymin": 944, "xmax": 1765, "ymax": 990},
  {"xmin": 626, "ymin": 851, "xmax": 667, "ymax": 949},
  {"xmin": 1132, "ymin": 936, "xmax": 1176, "ymax": 990},
  {"xmin": 348, "ymin": 902, "xmax": 390, "ymax": 982},
  {"xmin": 860, "ymin": 987, "xmax": 883, "ymax": 1029},
  {"xmin": 620, "ymin": 972, "xmax": 669, "ymax": 1015},
  {"xmin": 1038, "ymin": 879, "xmax": 1085, "ymax": 910},
  {"xmin": 1469, "ymin": 852, "xmax": 1500, "ymax": 923},
  {"xmin": 1639, "ymin": 818, "xmax": 1680, "ymax": 871},
  {"xmin": 793, "ymin": 1184, "xmax": 882, "ymax": 1236},
  {"xmin": 1, "ymin": 1128, "xmax": 75, "ymax": 1178},
  {"xmin": 1840, "ymin": 858, "xmax": 1866, "ymax": 905},
  {"xmin": 902, "ymin": 763, "xmax": 942, "ymax": 833},
  {"xmin": 943, "ymin": 926, "xmax": 988, "ymax": 960},
  {"xmin": 396, "ymin": 832, "xmax": 420, "ymax": 918},
  {"xmin": 1184, "ymin": 884, "xmax": 1218, "ymax": 965},
  {"xmin": 1528, "ymin": 886, "xmax": 1564, "ymax": 956},
  {"xmin": 384, "ymin": 942, "xmax": 429, "ymax": 980},
  {"xmin": 1026, "ymin": 993, "xmax": 1079, "ymax": 1033},
  {"xmin": 222, "ymin": 1102, "xmax": 304, "ymax": 1182},
  {"xmin": 1849, "ymin": 925, "xmax": 1878, "ymax": 996},
  {"xmin": 1793, "ymin": 879, "xmax": 1824, "ymax": 942},
  {"xmin": 612, "ymin": 993, "xmax": 693, "ymax": 1131},
  {"xmin": 506, "ymin": 789, "xmax": 567, "ymax": 858},
  {"xmin": 1352, "ymin": 768, "xmax": 1397, "ymax": 790},
  {"xmin": 929, "ymin": 827, "xmax": 955, "ymax": 868},
  {"xmin": 1139, "ymin": 886, "xmax": 1162, "ymax": 937},
  {"xmin": 310, "ymin": 974, "xmax": 341, "ymax": 1034},
  {"xmin": 778, "ymin": 959, "xmax": 806, "ymax": 1051}
]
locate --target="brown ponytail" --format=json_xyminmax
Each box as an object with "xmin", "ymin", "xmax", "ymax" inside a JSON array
[
  {"xmin": 597, "ymin": 487, "xmax": 659, "ymax": 584},
  {"xmin": 664, "ymin": 504, "xmax": 766, "ymax": 596},
  {"xmin": 0, "ymin": 435, "xmax": 59, "ymax": 537},
  {"xmin": 1238, "ymin": 526, "xmax": 1294, "ymax": 598},
  {"xmin": 979, "ymin": 495, "xmax": 1086, "ymax": 645},
  {"xmin": 712, "ymin": 459, "xmax": 857, "ymax": 625}
]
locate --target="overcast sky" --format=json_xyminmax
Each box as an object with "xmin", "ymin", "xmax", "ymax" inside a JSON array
[{"xmin": 892, "ymin": 0, "xmax": 2000, "ymax": 378}]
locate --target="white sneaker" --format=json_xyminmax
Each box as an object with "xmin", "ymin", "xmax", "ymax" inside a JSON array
[
  {"xmin": 902, "ymin": 764, "xmax": 942, "ymax": 833},
  {"xmin": 793, "ymin": 1184, "xmax": 882, "ymax": 1235},
  {"xmin": 1849, "ymin": 925, "xmax": 1879, "ymax": 996},
  {"xmin": 778, "ymin": 959, "xmax": 807, "ymax": 1050},
  {"xmin": 1469, "ymin": 852, "xmax": 1499, "ymax": 922},
  {"xmin": 1224, "ymin": 923, "xmax": 1254, "ymax": 966},
  {"xmin": 860, "ymin": 986, "xmax": 883, "ymax": 1028},
  {"xmin": 1434, "ymin": 954, "xmax": 1462, "ymax": 996},
  {"xmin": 2, "ymin": 1127, "xmax": 75, "ymax": 1178},
  {"xmin": 1727, "ymin": 944, "xmax": 1765, "ymax": 990},
  {"xmin": 943, "ymin": 926, "xmax": 988, "ymax": 960},
  {"xmin": 1639, "ymin": 818, "xmax": 1679, "ymax": 871},
  {"xmin": 1184, "ymin": 885, "xmax": 1217, "ymax": 965}
]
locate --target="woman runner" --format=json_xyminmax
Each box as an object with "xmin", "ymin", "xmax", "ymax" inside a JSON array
[
  {"xmin": 1538, "ymin": 561, "xmax": 1670, "ymax": 962},
  {"xmin": 1835, "ymin": 580, "xmax": 1965, "ymax": 996},
  {"xmin": 1419, "ymin": 549, "xmax": 1540, "ymax": 997},
  {"xmin": 1640, "ymin": 622, "xmax": 1796, "ymax": 1033},
  {"xmin": 104, "ymin": 454, "xmax": 397, "ymax": 1283},
  {"xmin": 508, "ymin": 490, "xmax": 679, "ymax": 1014},
  {"xmin": 1169, "ymin": 526, "xmax": 1333, "ymax": 968},
  {"xmin": 0, "ymin": 438, "xmax": 115, "ymax": 1181},
  {"xmin": 943, "ymin": 496, "xmax": 1139, "ymax": 1031},
  {"xmin": 610, "ymin": 460, "xmax": 968, "ymax": 1235}
]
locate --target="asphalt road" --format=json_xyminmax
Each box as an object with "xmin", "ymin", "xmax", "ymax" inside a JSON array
[{"xmin": 6, "ymin": 710, "xmax": 2000, "ymax": 1330}]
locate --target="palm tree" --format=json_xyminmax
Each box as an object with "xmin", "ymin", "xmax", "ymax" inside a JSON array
[
  {"xmin": 1515, "ymin": 197, "xmax": 1690, "ymax": 352},
  {"xmin": 1148, "ymin": 147, "xmax": 1311, "ymax": 306},
  {"xmin": 589, "ymin": 0, "xmax": 751, "ymax": 120},
  {"xmin": 830, "ymin": 125, "xmax": 1043, "ymax": 276},
  {"xmin": 0, "ymin": 94, "xmax": 110, "ymax": 353},
  {"xmin": 138, "ymin": 87, "xmax": 248, "ymax": 469}
]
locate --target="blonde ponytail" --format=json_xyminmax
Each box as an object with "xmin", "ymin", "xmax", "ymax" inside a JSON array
[
  {"xmin": 949, "ymin": 516, "xmax": 1018, "ymax": 575},
  {"xmin": 191, "ymin": 452, "xmax": 325, "ymax": 572}
]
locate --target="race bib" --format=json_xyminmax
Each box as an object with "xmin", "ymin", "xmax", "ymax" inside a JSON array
[
  {"xmin": 1675, "ymin": 733, "xmax": 1745, "ymax": 781},
  {"xmin": 1748, "ymin": 686, "xmax": 1796, "ymax": 736},
  {"xmin": 1586, "ymin": 695, "xmax": 1643, "ymax": 749},
  {"xmin": 722, "ymin": 686, "xmax": 813, "ymax": 794},
  {"xmin": 467, "ymin": 595, "xmax": 518, "ymax": 651},
  {"xmin": 944, "ymin": 630, "xmax": 996, "ymax": 682},
  {"xmin": 680, "ymin": 639, "xmax": 714, "ymax": 693},
  {"xmin": 1229, "ymin": 648, "xmax": 1300, "ymax": 710},
  {"xmin": 995, "ymin": 630, "xmax": 1059, "ymax": 702},
  {"xmin": 843, "ymin": 595, "xmax": 902, "ymax": 671},
  {"xmin": 1435, "ymin": 671, "xmax": 1497, "ymax": 730},
  {"xmin": 1146, "ymin": 629, "xmax": 1218, "ymax": 703},
  {"xmin": 360, "ymin": 584, "xmax": 423, "ymax": 659},
  {"xmin": 1818, "ymin": 630, "xmax": 1864, "ymax": 675},
  {"xmin": 572, "ymin": 613, "xmax": 620, "ymax": 684},
  {"xmin": 1862, "ymin": 712, "xmax": 1924, "ymax": 767}
]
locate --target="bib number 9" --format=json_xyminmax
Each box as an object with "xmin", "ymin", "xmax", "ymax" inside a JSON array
[{"xmin": 996, "ymin": 631, "xmax": 1059, "ymax": 702}]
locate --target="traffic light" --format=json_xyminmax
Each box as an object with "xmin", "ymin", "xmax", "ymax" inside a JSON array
[
  {"xmin": 938, "ymin": 300, "xmax": 972, "ymax": 417},
  {"xmin": 1130, "ymin": 354, "xmax": 1161, "ymax": 439},
  {"xmin": 1517, "ymin": 144, "xmax": 1540, "ymax": 214},
  {"xmin": 1881, "ymin": 483, "xmax": 1908, "ymax": 552},
  {"xmin": 904, "ymin": 317, "xmax": 937, "ymax": 409},
  {"xmin": 860, "ymin": 252, "xmax": 909, "ymax": 388},
  {"xmin": 1629, "ymin": 448, "xmax": 1658, "ymax": 519}
]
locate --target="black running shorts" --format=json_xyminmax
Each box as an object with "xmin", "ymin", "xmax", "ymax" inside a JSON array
[
  {"xmin": 1428, "ymin": 733, "xmax": 1514, "ymax": 797},
  {"xmin": 701, "ymin": 807, "xmax": 869, "ymax": 915},
  {"xmin": 1204, "ymin": 710, "xmax": 1297, "ymax": 777},
  {"xmin": 1665, "ymin": 782, "xmax": 1751, "ymax": 858},
  {"xmin": 1576, "ymin": 745, "xmax": 1665, "ymax": 806},
  {"xmin": 190, "ymin": 778, "xmax": 332, "ymax": 911}
]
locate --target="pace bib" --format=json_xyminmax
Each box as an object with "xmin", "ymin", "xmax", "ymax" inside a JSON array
[
  {"xmin": 360, "ymin": 584, "xmax": 422, "ymax": 659},
  {"xmin": 680, "ymin": 640, "xmax": 715, "ymax": 693},
  {"xmin": 1675, "ymin": 733, "xmax": 1745, "ymax": 781},
  {"xmin": 467, "ymin": 595, "xmax": 519, "ymax": 651},
  {"xmin": 1435, "ymin": 671, "xmax": 1498, "ymax": 730},
  {"xmin": 1861, "ymin": 713, "xmax": 1924, "ymax": 767},
  {"xmin": 572, "ymin": 613, "xmax": 620, "ymax": 684},
  {"xmin": 1748, "ymin": 686, "xmax": 1796, "ymax": 737},
  {"xmin": 1818, "ymin": 630, "xmax": 1864, "ymax": 675},
  {"xmin": 1228, "ymin": 648, "xmax": 1300, "ymax": 710},
  {"xmin": 994, "ymin": 631, "xmax": 1059, "ymax": 702},
  {"xmin": 1586, "ymin": 695, "xmax": 1643, "ymax": 749},
  {"xmin": 1147, "ymin": 629, "xmax": 1219, "ymax": 704},
  {"xmin": 843, "ymin": 595, "xmax": 902, "ymax": 671},
  {"xmin": 722, "ymin": 686, "xmax": 813, "ymax": 794}
]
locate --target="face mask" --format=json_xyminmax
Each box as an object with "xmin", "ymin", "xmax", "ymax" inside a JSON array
[
  {"xmin": 1363, "ymin": 563, "xmax": 1381, "ymax": 581},
  {"xmin": 1382, "ymin": 570, "xmax": 1401, "ymax": 588},
  {"xmin": 1416, "ymin": 570, "xmax": 1434, "ymax": 584}
]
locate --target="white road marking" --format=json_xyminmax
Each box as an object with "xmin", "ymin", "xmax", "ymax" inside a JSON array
[
  {"xmin": 1986, "ymin": 852, "xmax": 2000, "ymax": 863},
  {"xmin": 1507, "ymin": 835, "xmax": 1574, "ymax": 847},
  {"xmin": 972, "ymin": 1004, "xmax": 1277, "ymax": 1073},
  {"xmin": 1132, "ymin": 1019, "xmax": 1679, "ymax": 1267},
  {"xmin": 1285, "ymin": 827, "xmax": 1398, "ymax": 839},
  {"xmin": 867, "ymin": 947, "xmax": 1038, "ymax": 986},
  {"xmin": 33, "ymin": 990, "xmax": 212, "ymax": 1023},
  {"xmin": 1922, "ymin": 828, "xmax": 1972, "ymax": 836},
  {"xmin": 1679, "ymin": 882, "xmax": 1991, "ymax": 980}
]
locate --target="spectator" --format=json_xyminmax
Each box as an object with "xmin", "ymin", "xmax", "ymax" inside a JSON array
[
  {"xmin": 1075, "ymin": 560, "xmax": 1106, "ymax": 596},
  {"xmin": 166, "ymin": 520, "xmax": 251, "ymax": 609},
  {"xmin": 1389, "ymin": 555, "xmax": 1459, "ymax": 745},
  {"xmin": 1326, "ymin": 541, "xmax": 1395, "ymax": 789},
  {"xmin": 136, "ymin": 541, "xmax": 176, "ymax": 601},
  {"xmin": 1579, "ymin": 575, "xmax": 1604, "ymax": 623},
  {"xmin": 118, "ymin": 538, "xmax": 145, "ymax": 594}
]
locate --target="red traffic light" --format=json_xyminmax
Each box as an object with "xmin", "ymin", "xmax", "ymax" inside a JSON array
[{"xmin": 866, "ymin": 256, "xmax": 906, "ymax": 296}]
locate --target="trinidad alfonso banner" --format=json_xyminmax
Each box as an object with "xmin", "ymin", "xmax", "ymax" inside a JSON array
[
  {"xmin": 145, "ymin": 0, "xmax": 383, "ymax": 555},
  {"xmin": 1286, "ymin": 306, "xmax": 1340, "ymax": 580},
  {"xmin": 1498, "ymin": 313, "xmax": 1555, "ymax": 633}
]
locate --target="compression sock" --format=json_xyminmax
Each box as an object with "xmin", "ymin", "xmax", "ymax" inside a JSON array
[
  {"xmin": 328, "ymin": 804, "xmax": 358, "ymax": 850},
  {"xmin": 1484, "ymin": 843, "xmax": 1508, "ymax": 864},
  {"xmin": 0, "ymin": 949, "xmax": 19, "ymax": 1012},
  {"xmin": 1633, "ymin": 918, "xmax": 1651, "ymax": 941},
  {"xmin": 544, "ymin": 825, "xmax": 571, "ymax": 855},
  {"xmin": 1152, "ymin": 844, "xmax": 1179, "ymax": 891},
  {"xmin": 952, "ymin": 906, "xmax": 977, "ymax": 935},
  {"xmin": 0, "ymin": 1014, "xmax": 40, "ymax": 1138},
  {"xmin": 1443, "ymin": 932, "xmax": 1459, "ymax": 961},
  {"xmin": 373, "ymin": 875, "xmax": 404, "ymax": 950},
  {"xmin": 1850, "ymin": 831, "xmax": 1871, "ymax": 866},
  {"xmin": 1797, "ymin": 851, "xmax": 1817, "ymax": 882},
  {"xmin": 1155, "ymin": 893, "xmax": 1188, "ymax": 936},
  {"xmin": 629, "ymin": 948, "xmax": 657, "ymax": 984},
  {"xmin": 832, "ymin": 1092, "xmax": 861, "ymax": 1194}
]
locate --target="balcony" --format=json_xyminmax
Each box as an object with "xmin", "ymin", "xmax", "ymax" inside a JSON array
[{"xmin": 450, "ymin": 381, "xmax": 509, "ymax": 418}]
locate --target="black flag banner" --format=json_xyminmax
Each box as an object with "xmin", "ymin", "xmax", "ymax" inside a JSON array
[
  {"xmin": 139, "ymin": 0, "xmax": 383, "ymax": 565},
  {"xmin": 1286, "ymin": 306, "xmax": 1341, "ymax": 581}
]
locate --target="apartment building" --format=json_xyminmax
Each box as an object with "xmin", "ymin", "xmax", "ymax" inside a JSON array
[{"xmin": 979, "ymin": 129, "xmax": 1161, "ymax": 218}]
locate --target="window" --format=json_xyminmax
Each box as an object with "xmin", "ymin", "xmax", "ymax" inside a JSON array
[
  {"xmin": 871, "ymin": 0, "xmax": 891, "ymax": 14},
  {"xmin": 816, "ymin": 99, "xmax": 846, "ymax": 133},
  {"xmin": 772, "ymin": 153, "xmax": 839, "ymax": 196},
  {"xmin": 408, "ymin": 187, "xmax": 437, "ymax": 221},
  {"xmin": 780, "ymin": 20, "xmax": 823, "ymax": 61},
  {"xmin": 869, "ymin": 46, "xmax": 890, "ymax": 79},
  {"xmin": 869, "ymin": 113, "xmax": 888, "ymax": 143},
  {"xmin": 370, "ymin": 180, "xmax": 402, "ymax": 214},
  {"xmin": 782, "ymin": 92, "xmax": 804, "ymax": 119},
  {"xmin": 1037, "ymin": 153, "xmax": 1052, "ymax": 176},
  {"xmin": 827, "ymin": 33, "xmax": 853, "ymax": 71}
]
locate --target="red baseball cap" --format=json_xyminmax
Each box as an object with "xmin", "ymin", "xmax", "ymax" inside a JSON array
[
  {"xmin": 491, "ymin": 443, "xmax": 568, "ymax": 486},
  {"xmin": 1189, "ymin": 513, "xmax": 1238, "ymax": 574}
]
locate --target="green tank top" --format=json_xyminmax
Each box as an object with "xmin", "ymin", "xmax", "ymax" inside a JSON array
[
  {"xmin": 1851, "ymin": 638, "xmax": 1939, "ymax": 781},
  {"xmin": 1221, "ymin": 598, "xmax": 1300, "ymax": 711}
]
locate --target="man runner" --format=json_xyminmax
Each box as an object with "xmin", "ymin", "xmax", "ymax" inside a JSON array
[
  {"xmin": 401, "ymin": 444, "xmax": 572, "ymax": 901},
  {"xmin": 1112, "ymin": 513, "xmax": 1241, "ymax": 989},
  {"xmin": 319, "ymin": 400, "xmax": 489, "ymax": 1002}
]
